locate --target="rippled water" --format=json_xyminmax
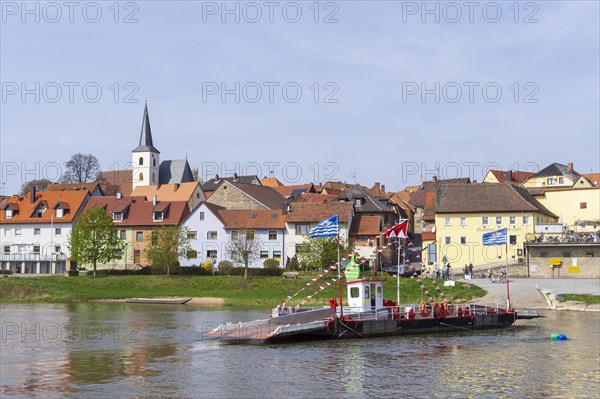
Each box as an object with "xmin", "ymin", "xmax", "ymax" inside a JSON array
[{"xmin": 1, "ymin": 303, "xmax": 598, "ymax": 399}]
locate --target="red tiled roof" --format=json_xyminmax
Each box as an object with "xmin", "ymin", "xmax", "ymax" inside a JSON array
[
  {"xmin": 286, "ymin": 202, "xmax": 353, "ymax": 223},
  {"xmin": 350, "ymin": 215, "xmax": 381, "ymax": 236},
  {"xmin": 131, "ymin": 182, "xmax": 202, "ymax": 203},
  {"xmin": 583, "ymin": 173, "xmax": 600, "ymax": 186},
  {"xmin": 293, "ymin": 193, "xmax": 337, "ymax": 203},
  {"xmin": 46, "ymin": 182, "xmax": 102, "ymax": 193},
  {"xmin": 1, "ymin": 191, "xmax": 89, "ymax": 224},
  {"xmin": 84, "ymin": 196, "xmax": 189, "ymax": 226},
  {"xmin": 260, "ymin": 177, "xmax": 284, "ymax": 187},
  {"xmin": 218, "ymin": 209, "xmax": 286, "ymax": 229},
  {"xmin": 422, "ymin": 231, "xmax": 436, "ymax": 241},
  {"xmin": 98, "ymin": 170, "xmax": 133, "ymax": 196},
  {"xmin": 488, "ymin": 170, "xmax": 534, "ymax": 185},
  {"xmin": 272, "ymin": 184, "xmax": 316, "ymax": 197}
]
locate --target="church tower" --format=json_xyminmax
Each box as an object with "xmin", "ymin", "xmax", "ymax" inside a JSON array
[{"xmin": 132, "ymin": 102, "xmax": 160, "ymax": 190}]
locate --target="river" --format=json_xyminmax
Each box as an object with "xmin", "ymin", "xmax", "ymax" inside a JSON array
[{"xmin": 0, "ymin": 303, "xmax": 598, "ymax": 399}]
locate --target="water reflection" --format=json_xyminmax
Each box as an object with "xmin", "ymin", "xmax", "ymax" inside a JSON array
[{"xmin": 1, "ymin": 304, "xmax": 598, "ymax": 399}]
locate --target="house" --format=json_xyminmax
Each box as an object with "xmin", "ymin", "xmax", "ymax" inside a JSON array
[
  {"xmin": 0, "ymin": 187, "xmax": 90, "ymax": 274},
  {"xmin": 272, "ymin": 184, "xmax": 316, "ymax": 199},
  {"xmin": 260, "ymin": 177, "xmax": 284, "ymax": 187},
  {"xmin": 285, "ymin": 202, "xmax": 353, "ymax": 261},
  {"xmin": 349, "ymin": 215, "xmax": 381, "ymax": 258},
  {"xmin": 181, "ymin": 203, "xmax": 286, "ymax": 268},
  {"xmin": 83, "ymin": 195, "xmax": 190, "ymax": 268},
  {"xmin": 131, "ymin": 181, "xmax": 205, "ymax": 211},
  {"xmin": 206, "ymin": 181, "xmax": 287, "ymax": 211},
  {"xmin": 433, "ymin": 183, "xmax": 558, "ymax": 268},
  {"xmin": 46, "ymin": 182, "xmax": 104, "ymax": 196},
  {"xmin": 98, "ymin": 170, "xmax": 134, "ymax": 196},
  {"xmin": 482, "ymin": 170, "xmax": 534, "ymax": 186},
  {"xmin": 202, "ymin": 174, "xmax": 261, "ymax": 197},
  {"xmin": 521, "ymin": 162, "xmax": 586, "ymax": 188},
  {"xmin": 293, "ymin": 192, "xmax": 337, "ymax": 203}
]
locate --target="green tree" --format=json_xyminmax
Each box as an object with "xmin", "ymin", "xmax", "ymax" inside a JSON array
[
  {"xmin": 226, "ymin": 229, "xmax": 263, "ymax": 279},
  {"xmin": 69, "ymin": 207, "xmax": 124, "ymax": 277},
  {"xmin": 298, "ymin": 237, "xmax": 350, "ymax": 270},
  {"xmin": 144, "ymin": 226, "xmax": 192, "ymax": 276}
]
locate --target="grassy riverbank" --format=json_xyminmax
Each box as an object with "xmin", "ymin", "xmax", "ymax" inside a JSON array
[
  {"xmin": 0, "ymin": 275, "xmax": 486, "ymax": 308},
  {"xmin": 558, "ymin": 294, "xmax": 600, "ymax": 305}
]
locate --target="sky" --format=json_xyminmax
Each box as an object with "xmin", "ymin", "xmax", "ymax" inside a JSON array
[{"xmin": 1, "ymin": 0, "xmax": 599, "ymax": 195}]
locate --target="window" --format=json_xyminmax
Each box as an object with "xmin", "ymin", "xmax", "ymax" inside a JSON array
[
  {"xmin": 15, "ymin": 228, "xmax": 21, "ymax": 236},
  {"xmin": 427, "ymin": 243, "xmax": 437, "ymax": 263},
  {"xmin": 295, "ymin": 244, "xmax": 302, "ymax": 253},
  {"xmin": 33, "ymin": 245, "xmax": 40, "ymax": 254},
  {"xmin": 445, "ymin": 236, "xmax": 451, "ymax": 244},
  {"xmin": 562, "ymin": 252, "xmax": 571, "ymax": 258},
  {"xmin": 36, "ymin": 208, "xmax": 45, "ymax": 218},
  {"xmin": 5, "ymin": 209, "xmax": 13, "ymax": 218},
  {"xmin": 187, "ymin": 231, "xmax": 197, "ymax": 240},
  {"xmin": 187, "ymin": 249, "xmax": 198, "ymax": 259},
  {"xmin": 152, "ymin": 173, "xmax": 156, "ymax": 183},
  {"xmin": 199, "ymin": 212, "xmax": 205, "ymax": 221},
  {"xmin": 231, "ymin": 230, "xmax": 239, "ymax": 240},
  {"xmin": 152, "ymin": 211, "xmax": 163, "ymax": 221},
  {"xmin": 296, "ymin": 224, "xmax": 310, "ymax": 235},
  {"xmin": 112, "ymin": 212, "xmax": 123, "ymax": 221},
  {"xmin": 496, "ymin": 216, "xmax": 502, "ymax": 225},
  {"xmin": 34, "ymin": 227, "xmax": 41, "ymax": 236},
  {"xmin": 151, "ymin": 231, "xmax": 158, "ymax": 245},
  {"xmin": 354, "ymin": 198, "xmax": 363, "ymax": 207},
  {"xmin": 55, "ymin": 227, "xmax": 61, "ymax": 236},
  {"xmin": 153, "ymin": 157, "xmax": 156, "ymax": 167},
  {"xmin": 509, "ymin": 216, "xmax": 516, "ymax": 225},
  {"xmin": 4, "ymin": 228, "xmax": 10, "ymax": 237},
  {"xmin": 206, "ymin": 250, "xmax": 218, "ymax": 258},
  {"xmin": 139, "ymin": 172, "xmax": 144, "ymax": 182},
  {"xmin": 522, "ymin": 216, "xmax": 529, "ymax": 225},
  {"xmin": 4, "ymin": 245, "xmax": 10, "ymax": 254},
  {"xmin": 207, "ymin": 231, "xmax": 218, "ymax": 240},
  {"xmin": 558, "ymin": 177, "xmax": 564, "ymax": 184},
  {"xmin": 482, "ymin": 216, "xmax": 488, "ymax": 225},
  {"xmin": 445, "ymin": 218, "xmax": 452, "ymax": 226},
  {"xmin": 260, "ymin": 250, "xmax": 269, "ymax": 259},
  {"xmin": 246, "ymin": 230, "xmax": 255, "ymax": 240},
  {"xmin": 350, "ymin": 287, "xmax": 359, "ymax": 298},
  {"xmin": 268, "ymin": 230, "xmax": 277, "ymax": 240},
  {"xmin": 250, "ymin": 213, "xmax": 257, "ymax": 219},
  {"xmin": 55, "ymin": 245, "xmax": 61, "ymax": 253},
  {"xmin": 273, "ymin": 250, "xmax": 281, "ymax": 259},
  {"xmin": 139, "ymin": 157, "xmax": 144, "ymax": 166},
  {"xmin": 585, "ymin": 252, "xmax": 594, "ymax": 257},
  {"xmin": 509, "ymin": 235, "xmax": 517, "ymax": 245},
  {"xmin": 460, "ymin": 236, "xmax": 467, "ymax": 244},
  {"xmin": 546, "ymin": 177, "xmax": 555, "ymax": 185},
  {"xmin": 580, "ymin": 202, "xmax": 587, "ymax": 209},
  {"xmin": 460, "ymin": 217, "xmax": 466, "ymax": 226},
  {"xmin": 56, "ymin": 208, "xmax": 64, "ymax": 218},
  {"xmin": 136, "ymin": 231, "xmax": 143, "ymax": 242},
  {"xmin": 120, "ymin": 230, "xmax": 127, "ymax": 240}
]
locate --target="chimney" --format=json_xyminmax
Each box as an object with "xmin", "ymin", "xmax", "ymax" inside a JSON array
[
  {"xmin": 233, "ymin": 173, "xmax": 238, "ymax": 181},
  {"xmin": 153, "ymin": 195, "xmax": 157, "ymax": 206},
  {"xmin": 215, "ymin": 174, "xmax": 220, "ymax": 182},
  {"xmin": 174, "ymin": 183, "xmax": 180, "ymax": 191},
  {"xmin": 381, "ymin": 184, "xmax": 386, "ymax": 193},
  {"xmin": 567, "ymin": 162, "xmax": 573, "ymax": 172},
  {"xmin": 507, "ymin": 170, "xmax": 513, "ymax": 181},
  {"xmin": 30, "ymin": 186, "xmax": 36, "ymax": 203},
  {"xmin": 374, "ymin": 182, "xmax": 380, "ymax": 192},
  {"xmin": 116, "ymin": 192, "xmax": 122, "ymax": 200},
  {"xmin": 432, "ymin": 176, "xmax": 438, "ymax": 182}
]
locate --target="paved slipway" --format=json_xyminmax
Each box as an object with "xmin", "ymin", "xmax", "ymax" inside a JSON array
[{"xmin": 462, "ymin": 277, "xmax": 600, "ymax": 312}]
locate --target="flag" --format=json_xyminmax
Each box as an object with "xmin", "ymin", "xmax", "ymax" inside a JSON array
[
  {"xmin": 309, "ymin": 215, "xmax": 339, "ymax": 238},
  {"xmin": 383, "ymin": 220, "xmax": 408, "ymax": 239},
  {"xmin": 482, "ymin": 228, "xmax": 507, "ymax": 246},
  {"xmin": 344, "ymin": 255, "xmax": 360, "ymax": 281}
]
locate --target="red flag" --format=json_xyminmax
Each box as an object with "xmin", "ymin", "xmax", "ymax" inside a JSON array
[{"xmin": 383, "ymin": 221, "xmax": 408, "ymax": 239}]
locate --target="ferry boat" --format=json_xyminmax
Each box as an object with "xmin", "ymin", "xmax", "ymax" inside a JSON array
[{"xmin": 205, "ymin": 278, "xmax": 537, "ymax": 344}]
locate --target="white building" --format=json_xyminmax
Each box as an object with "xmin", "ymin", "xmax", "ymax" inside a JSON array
[{"xmin": 0, "ymin": 188, "xmax": 90, "ymax": 274}]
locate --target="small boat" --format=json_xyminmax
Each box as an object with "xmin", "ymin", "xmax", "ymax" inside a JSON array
[
  {"xmin": 204, "ymin": 279, "xmax": 539, "ymax": 344},
  {"xmin": 126, "ymin": 297, "xmax": 192, "ymax": 304}
]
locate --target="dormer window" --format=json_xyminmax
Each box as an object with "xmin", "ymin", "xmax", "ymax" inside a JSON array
[
  {"xmin": 547, "ymin": 177, "xmax": 555, "ymax": 185},
  {"xmin": 153, "ymin": 211, "xmax": 164, "ymax": 221},
  {"xmin": 33, "ymin": 203, "xmax": 47, "ymax": 218},
  {"xmin": 251, "ymin": 213, "xmax": 257, "ymax": 219},
  {"xmin": 5, "ymin": 209, "xmax": 12, "ymax": 219},
  {"xmin": 112, "ymin": 212, "xmax": 123, "ymax": 221},
  {"xmin": 354, "ymin": 198, "xmax": 364, "ymax": 207},
  {"xmin": 56, "ymin": 208, "xmax": 64, "ymax": 218}
]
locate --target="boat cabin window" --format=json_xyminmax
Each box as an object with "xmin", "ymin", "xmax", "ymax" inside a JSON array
[
  {"xmin": 350, "ymin": 287, "xmax": 359, "ymax": 298},
  {"xmin": 365, "ymin": 286, "xmax": 369, "ymax": 297},
  {"xmin": 377, "ymin": 287, "xmax": 382, "ymax": 295}
]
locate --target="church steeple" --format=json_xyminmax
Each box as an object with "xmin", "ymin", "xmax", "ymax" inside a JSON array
[{"xmin": 132, "ymin": 102, "xmax": 160, "ymax": 153}]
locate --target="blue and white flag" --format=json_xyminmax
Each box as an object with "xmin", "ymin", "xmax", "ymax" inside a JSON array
[
  {"xmin": 310, "ymin": 215, "xmax": 339, "ymax": 238},
  {"xmin": 482, "ymin": 228, "xmax": 507, "ymax": 246}
]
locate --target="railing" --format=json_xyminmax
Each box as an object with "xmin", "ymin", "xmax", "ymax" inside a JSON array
[{"xmin": 0, "ymin": 254, "xmax": 67, "ymax": 262}]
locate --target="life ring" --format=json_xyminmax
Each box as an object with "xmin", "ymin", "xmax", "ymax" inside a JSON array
[
  {"xmin": 444, "ymin": 301, "xmax": 454, "ymax": 315},
  {"xmin": 419, "ymin": 302, "xmax": 432, "ymax": 317}
]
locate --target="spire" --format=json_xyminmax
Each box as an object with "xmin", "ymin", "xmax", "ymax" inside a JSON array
[{"xmin": 132, "ymin": 102, "xmax": 160, "ymax": 153}]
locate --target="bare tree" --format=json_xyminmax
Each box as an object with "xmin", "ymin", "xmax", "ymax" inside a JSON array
[
  {"xmin": 20, "ymin": 179, "xmax": 52, "ymax": 195},
  {"xmin": 226, "ymin": 230, "xmax": 263, "ymax": 279},
  {"xmin": 61, "ymin": 153, "xmax": 101, "ymax": 184}
]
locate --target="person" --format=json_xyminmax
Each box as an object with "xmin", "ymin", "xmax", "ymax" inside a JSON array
[
  {"xmin": 487, "ymin": 268, "xmax": 493, "ymax": 282},
  {"xmin": 446, "ymin": 263, "xmax": 452, "ymax": 280},
  {"xmin": 468, "ymin": 263, "xmax": 474, "ymax": 278},
  {"xmin": 442, "ymin": 263, "xmax": 448, "ymax": 280},
  {"xmin": 500, "ymin": 266, "xmax": 507, "ymax": 280},
  {"xmin": 434, "ymin": 262, "xmax": 440, "ymax": 279}
]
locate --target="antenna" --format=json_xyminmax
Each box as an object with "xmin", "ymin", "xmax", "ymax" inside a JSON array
[{"xmin": 350, "ymin": 168, "xmax": 359, "ymax": 184}]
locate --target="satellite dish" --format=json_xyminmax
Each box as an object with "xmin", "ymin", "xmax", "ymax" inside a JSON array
[{"xmin": 432, "ymin": 226, "xmax": 436, "ymax": 233}]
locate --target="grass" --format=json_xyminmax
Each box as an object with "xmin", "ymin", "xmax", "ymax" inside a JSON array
[
  {"xmin": 558, "ymin": 294, "xmax": 600, "ymax": 305},
  {"xmin": 0, "ymin": 275, "xmax": 486, "ymax": 308}
]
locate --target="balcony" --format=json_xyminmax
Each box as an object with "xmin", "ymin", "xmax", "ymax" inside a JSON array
[{"xmin": 0, "ymin": 253, "xmax": 67, "ymax": 262}]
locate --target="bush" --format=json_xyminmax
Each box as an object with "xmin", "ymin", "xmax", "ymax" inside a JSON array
[
  {"xmin": 225, "ymin": 267, "xmax": 283, "ymax": 277},
  {"xmin": 0, "ymin": 270, "xmax": 13, "ymax": 275},
  {"xmin": 218, "ymin": 260, "xmax": 234, "ymax": 273},
  {"xmin": 86, "ymin": 267, "xmax": 152, "ymax": 276},
  {"xmin": 263, "ymin": 258, "xmax": 280, "ymax": 269},
  {"xmin": 151, "ymin": 265, "xmax": 212, "ymax": 276},
  {"xmin": 287, "ymin": 255, "xmax": 300, "ymax": 271},
  {"xmin": 203, "ymin": 261, "xmax": 213, "ymax": 271}
]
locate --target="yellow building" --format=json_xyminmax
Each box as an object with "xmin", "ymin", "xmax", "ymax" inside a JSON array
[
  {"xmin": 528, "ymin": 187, "xmax": 600, "ymax": 233},
  {"xmin": 522, "ymin": 162, "xmax": 594, "ymax": 188},
  {"xmin": 433, "ymin": 183, "xmax": 557, "ymax": 268}
]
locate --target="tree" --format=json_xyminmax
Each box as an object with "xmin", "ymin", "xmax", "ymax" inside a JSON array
[
  {"xmin": 69, "ymin": 207, "xmax": 124, "ymax": 277},
  {"xmin": 144, "ymin": 226, "xmax": 192, "ymax": 276},
  {"xmin": 226, "ymin": 230, "xmax": 263, "ymax": 279},
  {"xmin": 191, "ymin": 167, "xmax": 200, "ymax": 181},
  {"xmin": 61, "ymin": 153, "xmax": 101, "ymax": 184},
  {"xmin": 298, "ymin": 237, "xmax": 350, "ymax": 270},
  {"xmin": 20, "ymin": 179, "xmax": 51, "ymax": 195}
]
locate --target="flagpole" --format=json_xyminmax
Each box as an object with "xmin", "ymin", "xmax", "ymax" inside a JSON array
[
  {"xmin": 397, "ymin": 237, "xmax": 401, "ymax": 307},
  {"xmin": 337, "ymin": 215, "xmax": 343, "ymax": 318},
  {"xmin": 506, "ymin": 241, "xmax": 511, "ymax": 310}
]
